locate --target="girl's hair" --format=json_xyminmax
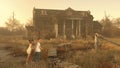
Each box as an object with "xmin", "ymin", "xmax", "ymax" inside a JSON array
[{"xmin": 29, "ymin": 39, "xmax": 34, "ymax": 43}]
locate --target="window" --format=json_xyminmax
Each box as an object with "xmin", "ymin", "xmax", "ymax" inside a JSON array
[
  {"xmin": 67, "ymin": 11, "xmax": 72, "ymax": 15},
  {"xmin": 41, "ymin": 10, "xmax": 47, "ymax": 15}
]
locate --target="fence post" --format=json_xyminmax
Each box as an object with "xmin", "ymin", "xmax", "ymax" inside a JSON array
[{"xmin": 94, "ymin": 33, "xmax": 98, "ymax": 50}]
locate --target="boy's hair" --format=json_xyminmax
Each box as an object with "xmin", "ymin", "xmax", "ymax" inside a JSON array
[{"xmin": 37, "ymin": 37, "xmax": 41, "ymax": 40}]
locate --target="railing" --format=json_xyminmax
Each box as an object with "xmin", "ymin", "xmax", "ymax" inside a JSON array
[{"xmin": 94, "ymin": 33, "xmax": 120, "ymax": 49}]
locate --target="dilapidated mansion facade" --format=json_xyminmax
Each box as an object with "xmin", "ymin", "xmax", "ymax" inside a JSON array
[{"xmin": 26, "ymin": 7, "xmax": 94, "ymax": 39}]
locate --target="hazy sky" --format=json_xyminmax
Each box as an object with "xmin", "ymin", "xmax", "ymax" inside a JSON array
[{"xmin": 0, "ymin": 0, "xmax": 120, "ymax": 27}]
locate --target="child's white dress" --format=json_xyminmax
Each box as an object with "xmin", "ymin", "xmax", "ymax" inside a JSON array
[{"xmin": 27, "ymin": 44, "xmax": 32, "ymax": 54}]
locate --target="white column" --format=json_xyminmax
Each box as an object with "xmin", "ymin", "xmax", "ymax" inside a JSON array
[
  {"xmin": 55, "ymin": 23, "xmax": 58, "ymax": 38},
  {"xmin": 72, "ymin": 20, "xmax": 74, "ymax": 35},
  {"xmin": 76, "ymin": 22, "xmax": 78, "ymax": 37},
  {"xmin": 78, "ymin": 20, "xmax": 81, "ymax": 37},
  {"xmin": 63, "ymin": 20, "xmax": 66, "ymax": 39},
  {"xmin": 71, "ymin": 20, "xmax": 75, "ymax": 39}
]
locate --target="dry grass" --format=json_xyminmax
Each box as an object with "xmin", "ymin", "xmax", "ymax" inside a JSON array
[
  {"xmin": 69, "ymin": 50, "xmax": 120, "ymax": 68},
  {"xmin": 1, "ymin": 36, "xmax": 120, "ymax": 68},
  {"xmin": 0, "ymin": 60, "xmax": 48, "ymax": 68}
]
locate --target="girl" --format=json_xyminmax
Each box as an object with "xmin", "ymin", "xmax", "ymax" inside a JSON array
[{"xmin": 26, "ymin": 39, "xmax": 34, "ymax": 64}]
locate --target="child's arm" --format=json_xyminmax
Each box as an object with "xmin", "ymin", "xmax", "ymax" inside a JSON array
[{"xmin": 40, "ymin": 46, "xmax": 43, "ymax": 50}]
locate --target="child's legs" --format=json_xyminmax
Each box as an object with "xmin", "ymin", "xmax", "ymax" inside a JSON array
[
  {"xmin": 35, "ymin": 52, "xmax": 40, "ymax": 62},
  {"xmin": 26, "ymin": 54, "xmax": 31, "ymax": 63}
]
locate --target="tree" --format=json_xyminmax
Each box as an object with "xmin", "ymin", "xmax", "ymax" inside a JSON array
[
  {"xmin": 5, "ymin": 16, "xmax": 26, "ymax": 35},
  {"xmin": 25, "ymin": 18, "xmax": 36, "ymax": 39},
  {"xmin": 5, "ymin": 17, "xmax": 24, "ymax": 32},
  {"xmin": 100, "ymin": 16, "xmax": 120, "ymax": 37},
  {"xmin": 112, "ymin": 18, "xmax": 120, "ymax": 28},
  {"xmin": 100, "ymin": 16, "xmax": 113, "ymax": 37},
  {"xmin": 111, "ymin": 18, "xmax": 120, "ymax": 37},
  {"xmin": 25, "ymin": 18, "xmax": 33, "ymax": 26},
  {"xmin": 93, "ymin": 21, "xmax": 102, "ymax": 34}
]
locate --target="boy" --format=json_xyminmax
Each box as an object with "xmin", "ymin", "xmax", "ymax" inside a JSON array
[{"xmin": 35, "ymin": 38, "xmax": 42, "ymax": 62}]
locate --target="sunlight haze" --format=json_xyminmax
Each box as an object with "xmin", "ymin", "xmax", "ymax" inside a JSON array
[{"xmin": 0, "ymin": 0, "xmax": 120, "ymax": 27}]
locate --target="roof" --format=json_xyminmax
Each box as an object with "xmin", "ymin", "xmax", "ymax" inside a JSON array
[{"xmin": 33, "ymin": 7, "xmax": 91, "ymax": 18}]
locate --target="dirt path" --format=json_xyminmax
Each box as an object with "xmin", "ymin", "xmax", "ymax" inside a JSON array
[
  {"xmin": 0, "ymin": 44, "xmax": 12, "ymax": 62},
  {"xmin": 0, "ymin": 43, "xmax": 25, "ymax": 63},
  {"xmin": 0, "ymin": 43, "xmax": 48, "ymax": 68}
]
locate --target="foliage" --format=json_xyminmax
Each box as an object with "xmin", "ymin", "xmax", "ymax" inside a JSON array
[
  {"xmin": 100, "ymin": 16, "xmax": 113, "ymax": 37},
  {"xmin": 100, "ymin": 16, "xmax": 120, "ymax": 37},
  {"xmin": 5, "ymin": 17, "xmax": 24, "ymax": 31},
  {"xmin": 25, "ymin": 18, "xmax": 33, "ymax": 26},
  {"xmin": 93, "ymin": 21, "xmax": 102, "ymax": 34},
  {"xmin": 0, "ymin": 17, "xmax": 26, "ymax": 36},
  {"xmin": 112, "ymin": 18, "xmax": 120, "ymax": 28}
]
